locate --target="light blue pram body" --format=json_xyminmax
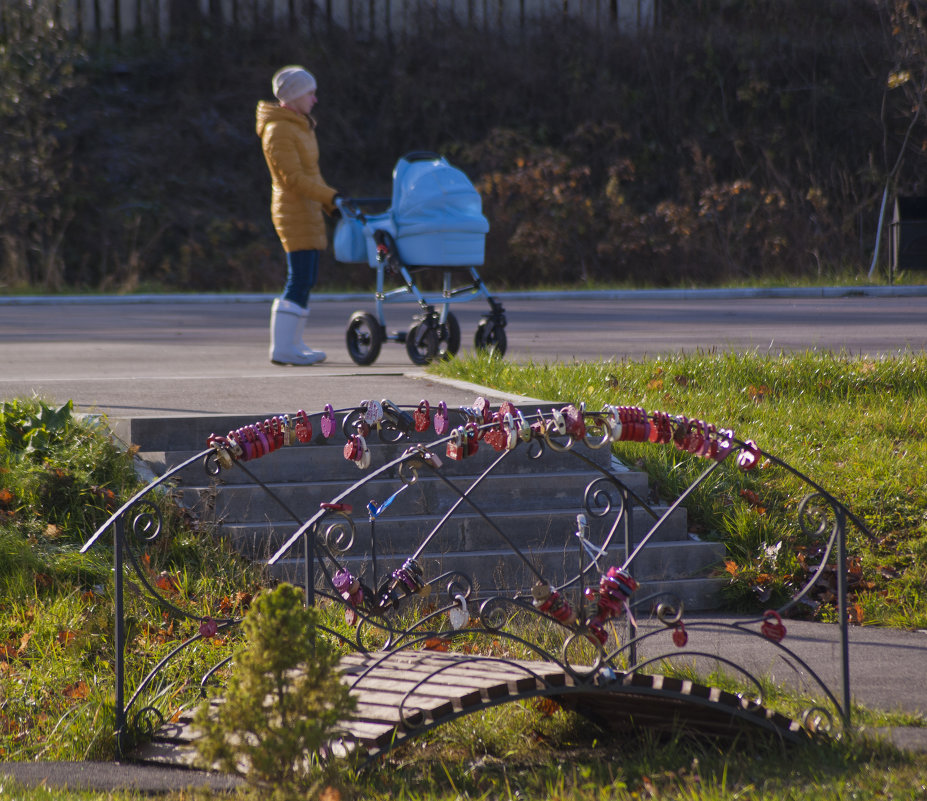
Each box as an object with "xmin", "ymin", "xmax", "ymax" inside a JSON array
[{"xmin": 334, "ymin": 152, "xmax": 506, "ymax": 365}]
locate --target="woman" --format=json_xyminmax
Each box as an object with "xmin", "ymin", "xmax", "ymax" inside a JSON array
[{"xmin": 256, "ymin": 65, "xmax": 339, "ymax": 365}]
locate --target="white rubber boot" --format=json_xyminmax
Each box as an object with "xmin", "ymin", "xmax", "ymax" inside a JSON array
[
  {"xmin": 269, "ymin": 299, "xmax": 325, "ymax": 365},
  {"xmin": 293, "ymin": 306, "xmax": 327, "ymax": 363}
]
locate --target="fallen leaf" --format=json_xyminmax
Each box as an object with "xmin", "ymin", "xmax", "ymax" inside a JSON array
[
  {"xmin": 724, "ymin": 560, "xmax": 739, "ymax": 576},
  {"xmin": 423, "ymin": 637, "xmax": 449, "ymax": 652},
  {"xmin": 533, "ymin": 697, "xmax": 560, "ymax": 717},
  {"xmin": 63, "ymin": 680, "xmax": 90, "ymax": 700},
  {"xmin": 57, "ymin": 629, "xmax": 77, "ymax": 646},
  {"xmin": 155, "ymin": 573, "xmax": 180, "ymax": 595},
  {"xmin": 17, "ymin": 632, "xmax": 32, "ymax": 655},
  {"xmin": 0, "ymin": 489, "xmax": 14, "ymax": 506},
  {"xmin": 44, "ymin": 524, "xmax": 61, "ymax": 539}
]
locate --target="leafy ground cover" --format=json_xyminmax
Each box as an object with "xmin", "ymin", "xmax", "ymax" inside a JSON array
[
  {"xmin": 430, "ymin": 351, "xmax": 927, "ymax": 629},
  {"xmin": 2, "ymin": 389, "xmax": 926, "ymax": 800}
]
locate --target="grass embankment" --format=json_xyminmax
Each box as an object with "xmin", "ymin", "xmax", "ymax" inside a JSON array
[
  {"xmin": 431, "ymin": 351, "xmax": 927, "ymax": 628},
  {"xmin": 2, "ymin": 359, "xmax": 927, "ymax": 800}
]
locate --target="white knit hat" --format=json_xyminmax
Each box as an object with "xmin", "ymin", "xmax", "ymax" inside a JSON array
[{"xmin": 272, "ymin": 66, "xmax": 317, "ymax": 104}]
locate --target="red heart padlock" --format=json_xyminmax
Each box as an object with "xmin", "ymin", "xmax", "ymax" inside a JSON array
[
  {"xmin": 434, "ymin": 401, "xmax": 449, "ymax": 436},
  {"xmin": 414, "ymin": 400, "xmax": 431, "ymax": 432},
  {"xmin": 672, "ymin": 621, "xmax": 688, "ymax": 647},
  {"xmin": 760, "ymin": 609, "xmax": 786, "ymax": 643},
  {"xmin": 294, "ymin": 410, "xmax": 313, "ymax": 443},
  {"xmin": 320, "ymin": 404, "xmax": 336, "ymax": 438},
  {"xmin": 343, "ymin": 435, "xmax": 360, "ymax": 461},
  {"xmin": 484, "ymin": 416, "xmax": 507, "ymax": 452}
]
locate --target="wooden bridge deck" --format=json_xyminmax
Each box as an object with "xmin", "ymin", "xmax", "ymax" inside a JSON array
[{"xmin": 132, "ymin": 650, "xmax": 806, "ymax": 768}]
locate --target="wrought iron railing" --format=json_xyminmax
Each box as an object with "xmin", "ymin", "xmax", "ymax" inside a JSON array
[{"xmin": 81, "ymin": 398, "xmax": 867, "ymax": 757}]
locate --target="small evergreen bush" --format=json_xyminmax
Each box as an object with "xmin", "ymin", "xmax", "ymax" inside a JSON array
[{"xmin": 195, "ymin": 583, "xmax": 356, "ymax": 796}]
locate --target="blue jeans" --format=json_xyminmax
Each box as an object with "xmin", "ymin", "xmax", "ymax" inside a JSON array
[{"xmin": 283, "ymin": 249, "xmax": 319, "ymax": 308}]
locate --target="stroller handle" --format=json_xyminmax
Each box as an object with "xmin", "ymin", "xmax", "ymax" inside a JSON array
[{"xmin": 335, "ymin": 195, "xmax": 390, "ymax": 223}]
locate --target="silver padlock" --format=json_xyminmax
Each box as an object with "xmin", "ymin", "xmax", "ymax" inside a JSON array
[
  {"xmin": 516, "ymin": 410, "xmax": 532, "ymax": 442},
  {"xmin": 502, "ymin": 413, "xmax": 518, "ymax": 450},
  {"xmin": 603, "ymin": 404, "xmax": 623, "ymax": 442}
]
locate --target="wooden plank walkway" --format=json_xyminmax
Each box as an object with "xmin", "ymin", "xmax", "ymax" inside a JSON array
[{"xmin": 133, "ymin": 651, "xmax": 806, "ymax": 768}]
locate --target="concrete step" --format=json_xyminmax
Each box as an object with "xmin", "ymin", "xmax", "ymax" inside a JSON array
[
  {"xmin": 179, "ymin": 469, "xmax": 652, "ymax": 525},
  {"xmin": 220, "ymin": 504, "xmax": 689, "ymax": 562},
  {"xmin": 139, "ymin": 438, "xmax": 621, "ymax": 487},
  {"xmin": 269, "ymin": 541, "xmax": 726, "ymax": 607}
]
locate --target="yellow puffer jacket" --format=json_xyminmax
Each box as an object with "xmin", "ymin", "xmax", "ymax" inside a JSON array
[{"xmin": 256, "ymin": 100, "xmax": 338, "ymax": 253}]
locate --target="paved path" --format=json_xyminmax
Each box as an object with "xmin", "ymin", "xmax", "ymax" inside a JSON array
[{"xmin": 1, "ymin": 288, "xmax": 926, "ymax": 418}]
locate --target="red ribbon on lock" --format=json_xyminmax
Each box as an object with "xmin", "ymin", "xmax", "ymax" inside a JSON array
[{"xmin": 760, "ymin": 609, "xmax": 787, "ymax": 643}]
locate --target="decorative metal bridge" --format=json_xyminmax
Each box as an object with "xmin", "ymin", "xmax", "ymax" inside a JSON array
[{"xmin": 80, "ymin": 397, "xmax": 868, "ymax": 767}]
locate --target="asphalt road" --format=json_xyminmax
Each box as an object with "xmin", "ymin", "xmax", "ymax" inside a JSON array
[{"xmin": 1, "ymin": 290, "xmax": 925, "ymax": 417}]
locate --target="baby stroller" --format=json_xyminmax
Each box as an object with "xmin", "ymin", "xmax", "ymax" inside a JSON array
[{"xmin": 334, "ymin": 151, "xmax": 507, "ymax": 365}]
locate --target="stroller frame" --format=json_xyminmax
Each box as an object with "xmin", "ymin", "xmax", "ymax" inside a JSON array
[{"xmin": 337, "ymin": 153, "xmax": 507, "ymax": 366}]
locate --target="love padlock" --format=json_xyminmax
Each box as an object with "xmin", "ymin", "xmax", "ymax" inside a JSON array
[
  {"xmin": 602, "ymin": 405, "xmax": 622, "ymax": 442},
  {"xmin": 294, "ymin": 410, "xmax": 313, "ymax": 444},
  {"xmin": 473, "ymin": 396, "xmax": 492, "ymax": 425},
  {"xmin": 362, "ymin": 399, "xmax": 384, "ymax": 426},
  {"xmin": 380, "ymin": 399, "xmax": 414, "ymax": 435},
  {"xmin": 252, "ymin": 424, "xmax": 270, "ymax": 456},
  {"xmin": 737, "ymin": 440, "xmax": 761, "ymax": 470},
  {"xmin": 760, "ymin": 609, "xmax": 787, "ymax": 643},
  {"xmin": 502, "ymin": 413, "xmax": 519, "ymax": 450},
  {"xmin": 713, "ymin": 428, "xmax": 736, "ymax": 461},
  {"xmin": 319, "ymin": 404, "xmax": 337, "ymax": 438},
  {"xmin": 433, "ymin": 401, "xmax": 450, "ymax": 436},
  {"xmin": 464, "ymin": 422, "xmax": 480, "ymax": 456},
  {"xmin": 343, "ymin": 435, "xmax": 360, "ymax": 461},
  {"xmin": 413, "ymin": 400, "xmax": 431, "ymax": 432},
  {"xmin": 562, "ymin": 404, "xmax": 586, "ymax": 439},
  {"xmin": 446, "ymin": 427, "xmax": 465, "ymax": 460},
  {"xmin": 224, "ymin": 431, "xmax": 244, "ymax": 460},
  {"xmin": 207, "ymin": 435, "xmax": 234, "ymax": 470},
  {"xmin": 516, "ymin": 410, "xmax": 533, "ymax": 442},
  {"xmin": 498, "ymin": 401, "xmax": 518, "ymax": 419},
  {"xmin": 672, "ymin": 621, "xmax": 688, "ymax": 648},
  {"xmin": 548, "ymin": 408, "xmax": 567, "ymax": 436},
  {"xmin": 483, "ymin": 414, "xmax": 507, "ymax": 452}
]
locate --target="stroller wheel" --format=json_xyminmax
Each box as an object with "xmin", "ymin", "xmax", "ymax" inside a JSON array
[
  {"xmin": 406, "ymin": 321, "xmax": 439, "ymax": 365},
  {"xmin": 346, "ymin": 311, "xmax": 384, "ymax": 366},
  {"xmin": 437, "ymin": 312, "xmax": 461, "ymax": 358},
  {"xmin": 474, "ymin": 318, "xmax": 507, "ymax": 358}
]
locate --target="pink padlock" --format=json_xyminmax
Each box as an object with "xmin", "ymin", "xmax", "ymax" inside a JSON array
[
  {"xmin": 433, "ymin": 401, "xmax": 449, "ymax": 436},
  {"xmin": 320, "ymin": 404, "xmax": 336, "ymax": 438}
]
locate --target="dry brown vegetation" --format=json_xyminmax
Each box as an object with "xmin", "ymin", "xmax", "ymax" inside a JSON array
[{"xmin": 2, "ymin": 0, "xmax": 926, "ymax": 293}]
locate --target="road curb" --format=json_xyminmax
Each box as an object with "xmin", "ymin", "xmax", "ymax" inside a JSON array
[{"xmin": 3, "ymin": 285, "xmax": 927, "ymax": 305}]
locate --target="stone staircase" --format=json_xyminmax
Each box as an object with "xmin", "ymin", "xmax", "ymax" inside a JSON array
[{"xmin": 110, "ymin": 414, "xmax": 727, "ymax": 611}]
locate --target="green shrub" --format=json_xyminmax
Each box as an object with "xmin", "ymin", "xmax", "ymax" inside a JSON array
[{"xmin": 195, "ymin": 583, "xmax": 356, "ymax": 796}]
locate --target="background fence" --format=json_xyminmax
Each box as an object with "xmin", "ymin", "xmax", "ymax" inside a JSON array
[{"xmin": 10, "ymin": 0, "xmax": 656, "ymax": 40}]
